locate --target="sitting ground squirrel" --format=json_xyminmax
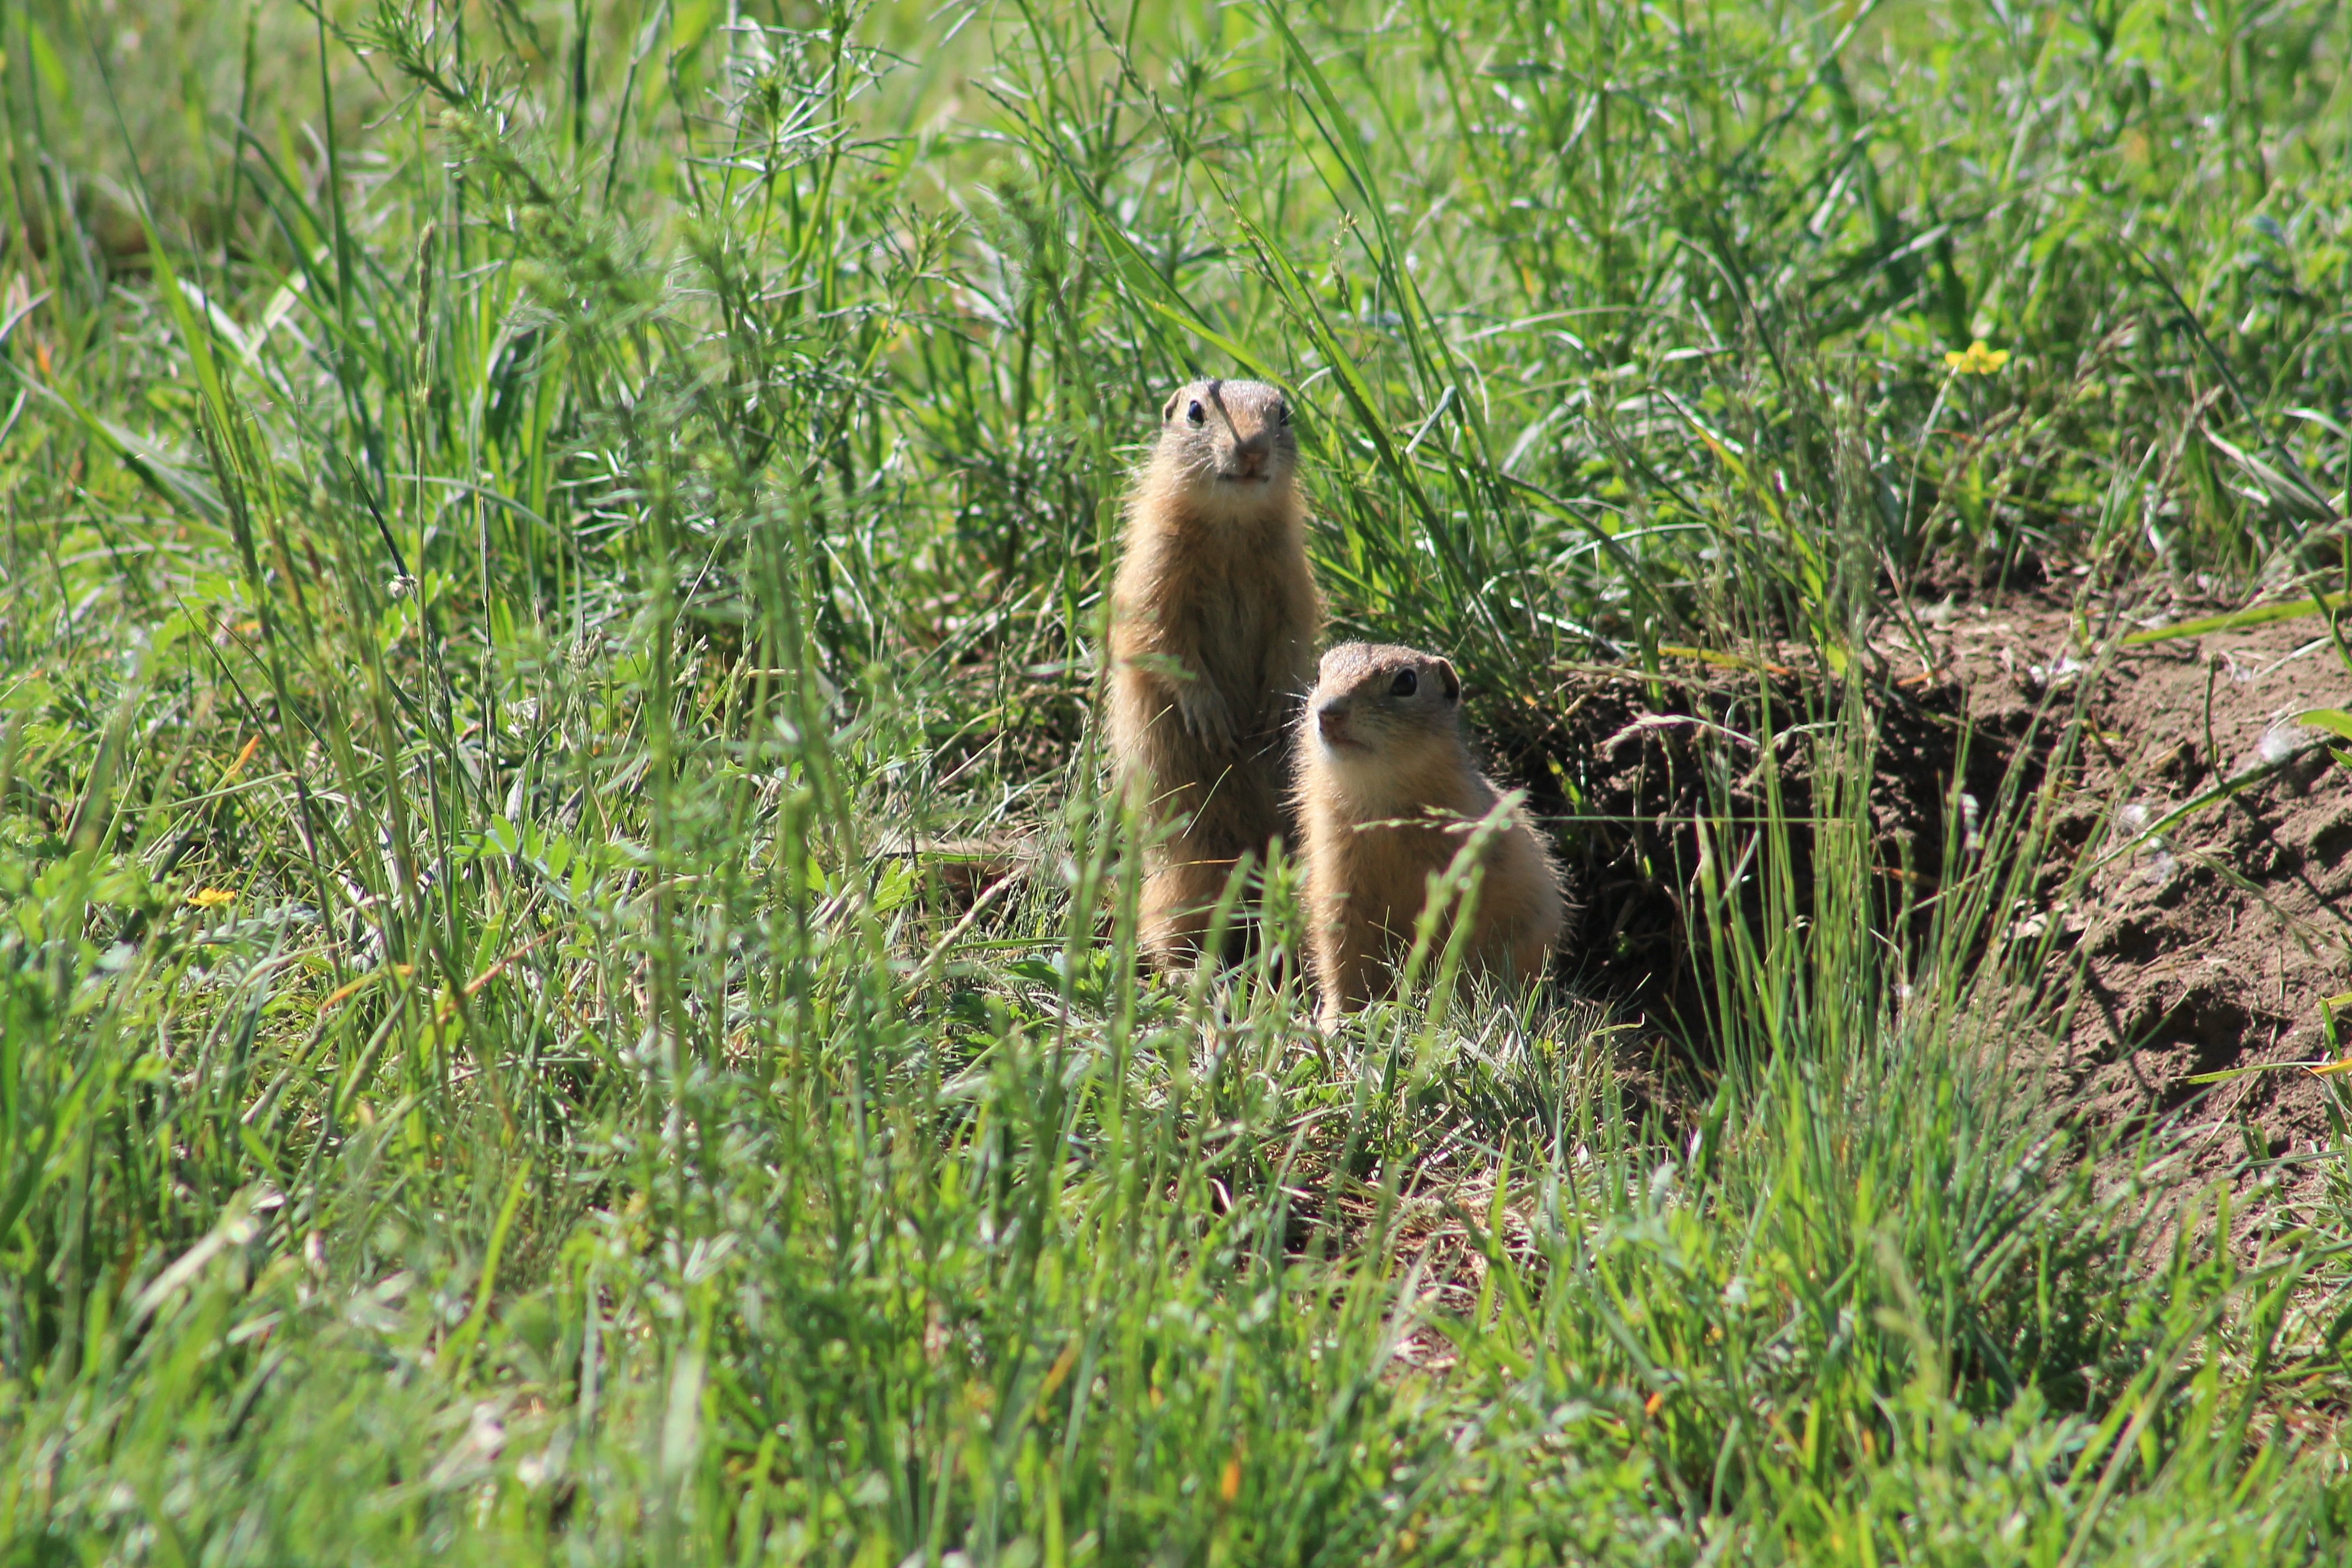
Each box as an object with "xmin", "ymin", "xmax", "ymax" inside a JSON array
[
  {"xmin": 1294, "ymin": 642, "xmax": 1565, "ymax": 1025},
  {"xmin": 1108, "ymin": 379, "xmax": 1321, "ymax": 967}
]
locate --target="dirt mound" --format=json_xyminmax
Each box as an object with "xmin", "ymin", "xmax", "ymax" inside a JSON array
[
  {"xmin": 1498, "ymin": 588, "xmax": 2352, "ymax": 1158},
  {"xmin": 1951, "ymin": 595, "xmax": 2352, "ymax": 1159}
]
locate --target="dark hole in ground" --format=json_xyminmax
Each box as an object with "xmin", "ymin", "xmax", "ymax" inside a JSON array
[{"xmin": 1488, "ymin": 651, "xmax": 2033, "ymax": 1062}]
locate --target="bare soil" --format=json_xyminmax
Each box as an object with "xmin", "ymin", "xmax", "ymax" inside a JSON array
[
  {"xmin": 1502, "ymin": 582, "xmax": 2352, "ymax": 1162},
  {"xmin": 1939, "ymin": 589, "xmax": 2352, "ymax": 1161}
]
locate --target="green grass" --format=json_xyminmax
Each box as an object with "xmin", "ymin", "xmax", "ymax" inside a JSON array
[{"xmin": 6, "ymin": 0, "xmax": 2352, "ymax": 1560}]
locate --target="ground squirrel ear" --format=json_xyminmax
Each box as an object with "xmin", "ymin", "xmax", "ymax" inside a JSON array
[
  {"xmin": 1162, "ymin": 388, "xmax": 1183, "ymax": 422},
  {"xmin": 1436, "ymin": 660, "xmax": 1461, "ymax": 703}
]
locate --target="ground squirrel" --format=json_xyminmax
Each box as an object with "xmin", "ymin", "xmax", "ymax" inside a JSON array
[
  {"xmin": 1108, "ymin": 378, "xmax": 1322, "ymax": 967},
  {"xmin": 1294, "ymin": 642, "xmax": 1565, "ymax": 1024}
]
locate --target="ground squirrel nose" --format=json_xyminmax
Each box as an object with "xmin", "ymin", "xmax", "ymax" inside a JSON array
[{"xmin": 1316, "ymin": 702, "xmax": 1349, "ymax": 741}]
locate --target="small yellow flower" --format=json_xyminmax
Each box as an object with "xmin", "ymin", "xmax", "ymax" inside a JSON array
[
  {"xmin": 1943, "ymin": 340, "xmax": 2011, "ymax": 375},
  {"xmin": 186, "ymin": 888, "xmax": 237, "ymax": 908}
]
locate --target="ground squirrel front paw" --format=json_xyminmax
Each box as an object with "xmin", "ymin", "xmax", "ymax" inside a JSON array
[{"xmin": 1174, "ymin": 678, "xmax": 1237, "ymax": 749}]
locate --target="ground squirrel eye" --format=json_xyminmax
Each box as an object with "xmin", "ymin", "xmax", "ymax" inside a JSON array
[
  {"xmin": 1186, "ymin": 400, "xmax": 1205, "ymax": 424},
  {"xmin": 1389, "ymin": 668, "xmax": 1418, "ymax": 697},
  {"xmin": 1276, "ymin": 402, "xmax": 1289, "ymax": 424}
]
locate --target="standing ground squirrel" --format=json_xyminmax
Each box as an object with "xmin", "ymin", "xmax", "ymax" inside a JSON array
[
  {"xmin": 1108, "ymin": 379, "xmax": 1322, "ymax": 967},
  {"xmin": 1294, "ymin": 642, "xmax": 1565, "ymax": 1025}
]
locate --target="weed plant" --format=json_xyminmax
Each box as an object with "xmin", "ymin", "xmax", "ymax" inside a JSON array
[{"xmin": 5, "ymin": 0, "xmax": 2352, "ymax": 1560}]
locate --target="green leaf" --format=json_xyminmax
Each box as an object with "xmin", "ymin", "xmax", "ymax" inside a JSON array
[
  {"xmin": 2121, "ymin": 591, "xmax": 2352, "ymax": 645},
  {"xmin": 2181, "ymin": 1061, "xmax": 2324, "ymax": 1086},
  {"xmin": 2296, "ymin": 709, "xmax": 2352, "ymax": 744},
  {"xmin": 25, "ymin": 17, "xmax": 70, "ymax": 103}
]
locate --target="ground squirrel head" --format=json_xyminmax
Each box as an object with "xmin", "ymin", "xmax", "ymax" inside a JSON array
[
  {"xmin": 1147, "ymin": 379, "xmax": 1298, "ymax": 512},
  {"xmin": 1305, "ymin": 642, "xmax": 1465, "ymax": 780}
]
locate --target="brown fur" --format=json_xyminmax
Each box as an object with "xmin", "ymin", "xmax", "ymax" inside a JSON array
[
  {"xmin": 1294, "ymin": 642, "xmax": 1565, "ymax": 1025},
  {"xmin": 1108, "ymin": 379, "xmax": 1321, "ymax": 967}
]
